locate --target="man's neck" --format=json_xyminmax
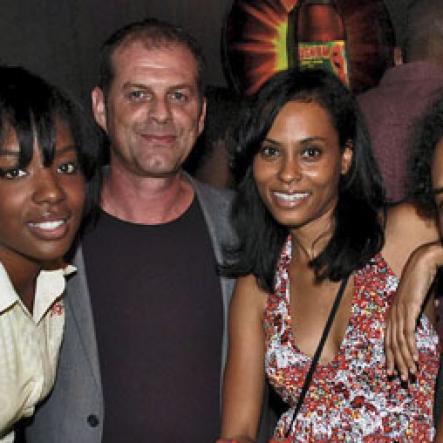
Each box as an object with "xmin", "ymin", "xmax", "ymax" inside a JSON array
[{"xmin": 101, "ymin": 165, "xmax": 195, "ymax": 225}]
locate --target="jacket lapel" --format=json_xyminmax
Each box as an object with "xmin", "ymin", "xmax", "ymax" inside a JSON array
[
  {"xmin": 66, "ymin": 244, "xmax": 102, "ymax": 389},
  {"xmin": 190, "ymin": 176, "xmax": 236, "ymax": 385}
]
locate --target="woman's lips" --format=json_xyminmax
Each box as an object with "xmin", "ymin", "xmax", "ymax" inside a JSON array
[
  {"xmin": 27, "ymin": 218, "xmax": 69, "ymax": 240},
  {"xmin": 272, "ymin": 191, "xmax": 310, "ymax": 207}
]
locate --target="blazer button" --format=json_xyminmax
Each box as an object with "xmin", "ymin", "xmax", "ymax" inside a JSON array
[{"xmin": 87, "ymin": 414, "xmax": 100, "ymax": 427}]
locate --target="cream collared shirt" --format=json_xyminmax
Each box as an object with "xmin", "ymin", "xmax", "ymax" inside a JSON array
[{"xmin": 0, "ymin": 263, "xmax": 75, "ymax": 442}]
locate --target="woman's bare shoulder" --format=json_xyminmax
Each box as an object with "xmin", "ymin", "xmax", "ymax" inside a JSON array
[
  {"xmin": 386, "ymin": 202, "xmax": 437, "ymax": 242},
  {"xmin": 232, "ymin": 274, "xmax": 269, "ymax": 312}
]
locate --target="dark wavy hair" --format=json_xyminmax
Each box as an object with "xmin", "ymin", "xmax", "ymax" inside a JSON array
[
  {"xmin": 225, "ymin": 68, "xmax": 385, "ymax": 292},
  {"xmin": 407, "ymin": 94, "xmax": 443, "ymax": 217},
  {"xmin": 0, "ymin": 65, "xmax": 101, "ymax": 226}
]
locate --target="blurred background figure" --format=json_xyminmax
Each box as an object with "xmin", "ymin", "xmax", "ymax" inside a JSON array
[
  {"xmin": 358, "ymin": 0, "xmax": 443, "ymax": 203},
  {"xmin": 185, "ymin": 85, "xmax": 242, "ymax": 188}
]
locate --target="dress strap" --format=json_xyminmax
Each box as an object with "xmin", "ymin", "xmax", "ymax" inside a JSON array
[{"xmin": 284, "ymin": 276, "xmax": 349, "ymax": 438}]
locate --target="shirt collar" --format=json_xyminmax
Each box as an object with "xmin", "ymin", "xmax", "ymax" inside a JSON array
[{"xmin": 0, "ymin": 263, "xmax": 76, "ymax": 322}]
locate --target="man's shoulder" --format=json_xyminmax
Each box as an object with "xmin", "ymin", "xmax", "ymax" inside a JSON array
[
  {"xmin": 357, "ymin": 73, "xmax": 391, "ymax": 108},
  {"xmin": 188, "ymin": 175, "xmax": 235, "ymax": 208},
  {"xmin": 358, "ymin": 61, "xmax": 443, "ymax": 106}
]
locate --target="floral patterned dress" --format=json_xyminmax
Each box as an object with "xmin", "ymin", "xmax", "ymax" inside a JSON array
[{"xmin": 264, "ymin": 238, "xmax": 439, "ymax": 442}]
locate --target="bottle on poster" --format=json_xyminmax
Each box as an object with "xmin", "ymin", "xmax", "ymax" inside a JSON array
[{"xmin": 296, "ymin": 0, "xmax": 349, "ymax": 85}]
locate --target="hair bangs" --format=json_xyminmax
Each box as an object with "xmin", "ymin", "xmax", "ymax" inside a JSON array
[{"xmin": 0, "ymin": 99, "xmax": 35, "ymax": 168}]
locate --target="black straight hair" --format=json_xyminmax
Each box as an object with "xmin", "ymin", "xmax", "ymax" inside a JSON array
[
  {"xmin": 0, "ymin": 65, "xmax": 101, "ymax": 225},
  {"xmin": 224, "ymin": 68, "xmax": 385, "ymax": 292}
]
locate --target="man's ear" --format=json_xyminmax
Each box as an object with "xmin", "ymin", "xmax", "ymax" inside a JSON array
[
  {"xmin": 197, "ymin": 97, "xmax": 207, "ymax": 136},
  {"xmin": 91, "ymin": 86, "xmax": 107, "ymax": 133},
  {"xmin": 394, "ymin": 46, "xmax": 403, "ymax": 66}
]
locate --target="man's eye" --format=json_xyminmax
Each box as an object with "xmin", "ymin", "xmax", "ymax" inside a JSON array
[
  {"xmin": 0, "ymin": 168, "xmax": 27, "ymax": 179},
  {"xmin": 57, "ymin": 162, "xmax": 78, "ymax": 174},
  {"xmin": 169, "ymin": 91, "xmax": 188, "ymax": 103},
  {"xmin": 128, "ymin": 90, "xmax": 148, "ymax": 101}
]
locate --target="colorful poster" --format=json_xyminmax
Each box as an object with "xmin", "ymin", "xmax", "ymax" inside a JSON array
[{"xmin": 222, "ymin": 0, "xmax": 395, "ymax": 94}]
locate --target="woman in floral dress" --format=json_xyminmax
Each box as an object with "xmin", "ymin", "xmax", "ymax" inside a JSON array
[{"xmin": 219, "ymin": 68, "xmax": 440, "ymax": 442}]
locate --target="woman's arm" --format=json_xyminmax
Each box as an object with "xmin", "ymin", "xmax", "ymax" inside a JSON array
[
  {"xmin": 382, "ymin": 201, "xmax": 440, "ymax": 374},
  {"xmin": 385, "ymin": 241, "xmax": 443, "ymax": 380},
  {"xmin": 220, "ymin": 274, "xmax": 268, "ymax": 443}
]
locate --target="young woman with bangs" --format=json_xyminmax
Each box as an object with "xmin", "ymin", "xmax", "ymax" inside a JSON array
[{"xmin": 0, "ymin": 66, "xmax": 100, "ymax": 442}]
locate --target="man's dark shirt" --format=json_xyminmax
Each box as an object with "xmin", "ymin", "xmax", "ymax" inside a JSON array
[{"xmin": 83, "ymin": 199, "xmax": 223, "ymax": 441}]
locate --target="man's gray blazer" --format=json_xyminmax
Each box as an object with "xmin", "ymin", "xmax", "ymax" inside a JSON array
[{"xmin": 26, "ymin": 178, "xmax": 237, "ymax": 443}]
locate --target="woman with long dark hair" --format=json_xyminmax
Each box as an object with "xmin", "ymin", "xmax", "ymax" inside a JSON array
[{"xmin": 219, "ymin": 68, "xmax": 439, "ymax": 442}]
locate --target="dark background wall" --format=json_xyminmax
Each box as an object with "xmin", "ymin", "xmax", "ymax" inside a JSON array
[{"xmin": 0, "ymin": 0, "xmax": 408, "ymax": 108}]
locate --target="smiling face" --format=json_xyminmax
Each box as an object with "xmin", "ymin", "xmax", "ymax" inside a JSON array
[
  {"xmin": 253, "ymin": 100, "xmax": 352, "ymax": 239},
  {"xmin": 92, "ymin": 40, "xmax": 206, "ymax": 179},
  {"xmin": 0, "ymin": 121, "xmax": 86, "ymax": 271}
]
